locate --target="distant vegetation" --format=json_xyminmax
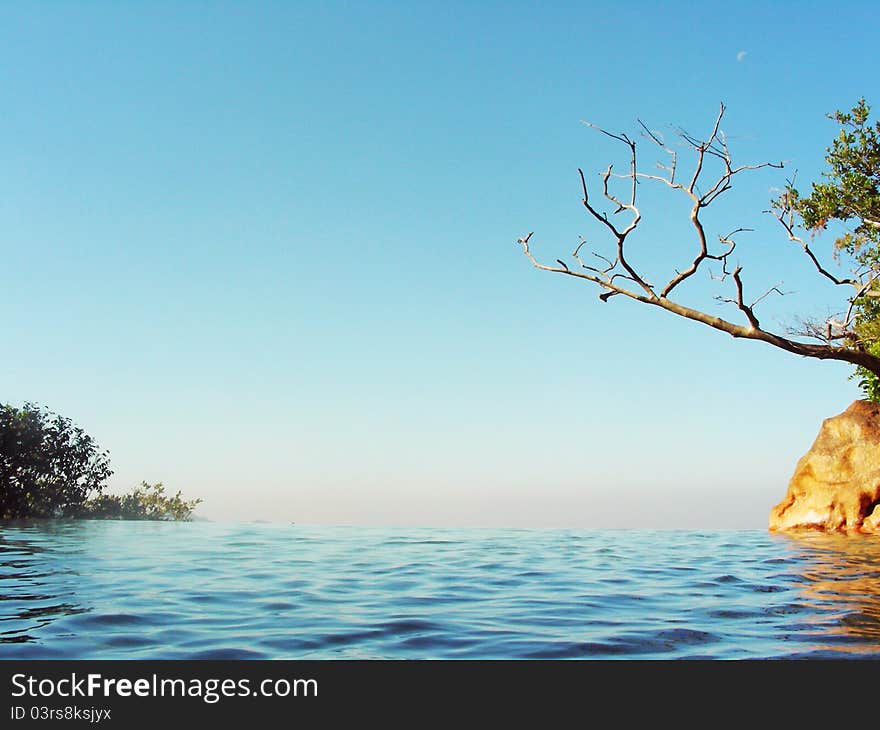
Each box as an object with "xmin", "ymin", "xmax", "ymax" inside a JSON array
[
  {"xmin": 81, "ymin": 481, "xmax": 202, "ymax": 521},
  {"xmin": 0, "ymin": 402, "xmax": 201, "ymax": 520}
]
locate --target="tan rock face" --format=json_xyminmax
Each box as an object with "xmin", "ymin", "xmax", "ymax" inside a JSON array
[{"xmin": 769, "ymin": 400, "xmax": 880, "ymax": 533}]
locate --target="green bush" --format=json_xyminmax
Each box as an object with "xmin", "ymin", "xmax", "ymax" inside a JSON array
[
  {"xmin": 0, "ymin": 402, "xmax": 113, "ymax": 519},
  {"xmin": 1, "ymin": 402, "xmax": 202, "ymax": 520},
  {"xmin": 83, "ymin": 482, "xmax": 202, "ymax": 521}
]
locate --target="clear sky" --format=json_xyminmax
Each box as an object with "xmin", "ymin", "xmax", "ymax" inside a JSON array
[{"xmin": 1, "ymin": 1, "xmax": 877, "ymax": 528}]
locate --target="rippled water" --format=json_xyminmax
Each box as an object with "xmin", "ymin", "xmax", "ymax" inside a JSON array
[{"xmin": 2, "ymin": 521, "xmax": 880, "ymax": 659}]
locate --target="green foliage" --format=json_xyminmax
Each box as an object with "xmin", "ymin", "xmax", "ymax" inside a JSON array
[
  {"xmin": 1, "ymin": 402, "xmax": 202, "ymax": 520},
  {"xmin": 784, "ymin": 99, "xmax": 880, "ymax": 400},
  {"xmin": 793, "ymin": 98, "xmax": 880, "ymax": 259},
  {"xmin": 854, "ymin": 364, "xmax": 880, "ymax": 402},
  {"xmin": 0, "ymin": 402, "xmax": 113, "ymax": 519},
  {"xmin": 848, "ymin": 287, "xmax": 880, "ymax": 401},
  {"xmin": 83, "ymin": 482, "xmax": 202, "ymax": 521}
]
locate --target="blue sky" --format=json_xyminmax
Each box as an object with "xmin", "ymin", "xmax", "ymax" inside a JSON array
[{"xmin": 1, "ymin": 1, "xmax": 877, "ymax": 527}]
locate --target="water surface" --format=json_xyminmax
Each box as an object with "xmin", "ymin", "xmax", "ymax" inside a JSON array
[{"xmin": 2, "ymin": 522, "xmax": 879, "ymax": 659}]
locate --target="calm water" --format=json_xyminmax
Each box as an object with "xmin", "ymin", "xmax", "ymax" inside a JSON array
[{"xmin": 2, "ymin": 521, "xmax": 880, "ymax": 659}]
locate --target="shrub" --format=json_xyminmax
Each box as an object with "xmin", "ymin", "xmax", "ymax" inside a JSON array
[
  {"xmin": 83, "ymin": 482, "xmax": 202, "ymax": 521},
  {"xmin": 0, "ymin": 402, "xmax": 113, "ymax": 519}
]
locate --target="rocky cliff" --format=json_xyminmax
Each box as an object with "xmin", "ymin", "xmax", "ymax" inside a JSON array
[{"xmin": 769, "ymin": 400, "xmax": 880, "ymax": 533}]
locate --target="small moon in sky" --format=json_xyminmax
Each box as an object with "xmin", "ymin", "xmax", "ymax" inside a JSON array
[{"xmin": 736, "ymin": 50, "xmax": 747, "ymax": 62}]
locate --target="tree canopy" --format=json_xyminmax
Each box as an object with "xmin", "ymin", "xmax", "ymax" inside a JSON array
[
  {"xmin": 782, "ymin": 99, "xmax": 880, "ymax": 398},
  {"xmin": 0, "ymin": 402, "xmax": 113, "ymax": 519},
  {"xmin": 0, "ymin": 402, "xmax": 201, "ymax": 520},
  {"xmin": 519, "ymin": 99, "xmax": 880, "ymax": 396}
]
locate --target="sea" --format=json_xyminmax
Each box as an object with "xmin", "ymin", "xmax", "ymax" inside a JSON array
[{"xmin": 2, "ymin": 521, "xmax": 880, "ymax": 660}]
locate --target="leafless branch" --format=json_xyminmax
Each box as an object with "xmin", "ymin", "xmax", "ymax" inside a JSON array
[
  {"xmin": 767, "ymin": 186, "xmax": 860, "ymax": 289},
  {"xmin": 518, "ymin": 105, "xmax": 880, "ymax": 377}
]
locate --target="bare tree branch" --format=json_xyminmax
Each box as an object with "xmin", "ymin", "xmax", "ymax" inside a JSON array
[
  {"xmin": 767, "ymin": 186, "xmax": 860, "ymax": 288},
  {"xmin": 518, "ymin": 106, "xmax": 880, "ymax": 377}
]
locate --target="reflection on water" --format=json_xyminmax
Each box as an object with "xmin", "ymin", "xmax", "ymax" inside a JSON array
[
  {"xmin": 0, "ymin": 521, "xmax": 92, "ymax": 645},
  {"xmin": 779, "ymin": 531, "xmax": 880, "ymax": 656},
  {"xmin": 1, "ymin": 521, "xmax": 879, "ymax": 659}
]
